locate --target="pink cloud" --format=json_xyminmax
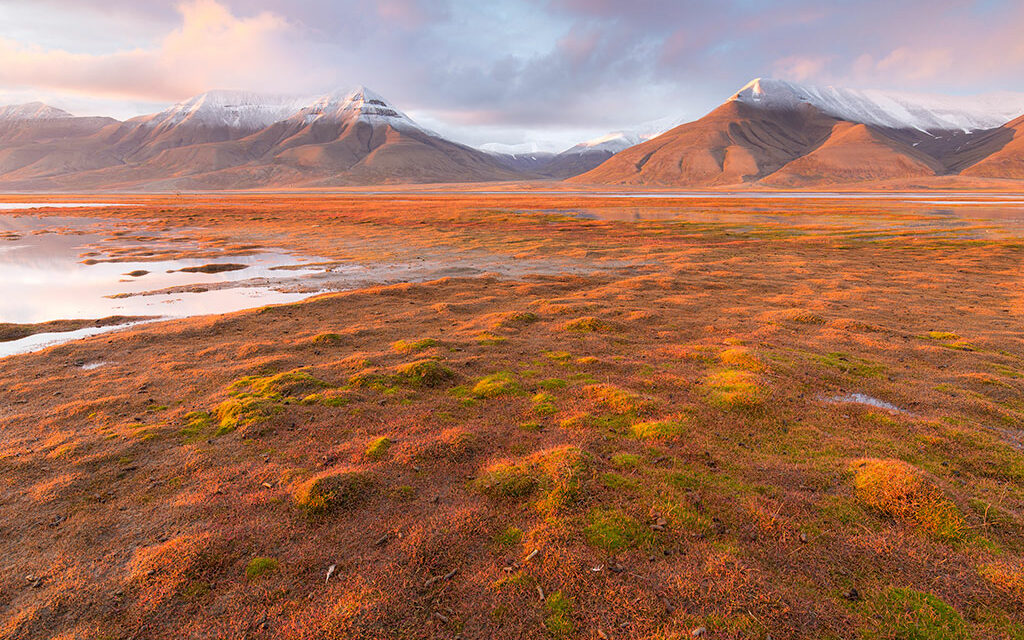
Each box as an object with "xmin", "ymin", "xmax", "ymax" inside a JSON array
[{"xmin": 0, "ymin": 0, "xmax": 326, "ymax": 101}]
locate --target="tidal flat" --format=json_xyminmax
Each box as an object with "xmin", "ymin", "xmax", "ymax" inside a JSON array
[{"xmin": 1, "ymin": 193, "xmax": 1022, "ymax": 639}]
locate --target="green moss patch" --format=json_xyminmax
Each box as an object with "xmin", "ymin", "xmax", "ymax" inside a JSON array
[
  {"xmin": 475, "ymin": 446, "xmax": 588, "ymax": 514},
  {"xmin": 245, "ymin": 557, "xmax": 279, "ymax": 580},
  {"xmin": 471, "ymin": 372, "xmax": 520, "ymax": 398},
  {"xmin": 584, "ymin": 508, "xmax": 649, "ymax": 552},
  {"xmin": 365, "ymin": 436, "xmax": 392, "ymax": 461},
  {"xmin": 391, "ymin": 338, "xmax": 439, "ymax": 353},
  {"xmin": 704, "ymin": 369, "xmax": 766, "ymax": 409},
  {"xmin": 864, "ymin": 588, "xmax": 968, "ymax": 640},
  {"xmin": 294, "ymin": 471, "xmax": 376, "ymax": 516}
]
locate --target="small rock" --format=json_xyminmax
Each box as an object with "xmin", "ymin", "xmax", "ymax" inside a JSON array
[
  {"xmin": 691, "ymin": 627, "xmax": 707, "ymax": 638},
  {"xmin": 798, "ymin": 532, "xmax": 808, "ymax": 543}
]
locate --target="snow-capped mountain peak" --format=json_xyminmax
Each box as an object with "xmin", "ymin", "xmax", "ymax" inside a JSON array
[
  {"xmin": 143, "ymin": 90, "xmax": 311, "ymax": 131},
  {"xmin": 0, "ymin": 102, "xmax": 73, "ymax": 121},
  {"xmin": 732, "ymin": 78, "xmax": 1024, "ymax": 133},
  {"xmin": 140, "ymin": 86, "xmax": 422, "ymax": 133},
  {"xmin": 294, "ymin": 86, "xmax": 418, "ymax": 129},
  {"xmin": 564, "ymin": 131, "xmax": 642, "ymax": 154}
]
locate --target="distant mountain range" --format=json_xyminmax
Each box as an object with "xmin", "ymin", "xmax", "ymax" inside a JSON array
[
  {"xmin": 572, "ymin": 79, "xmax": 1024, "ymax": 187},
  {"xmin": 1, "ymin": 79, "xmax": 1023, "ymax": 190}
]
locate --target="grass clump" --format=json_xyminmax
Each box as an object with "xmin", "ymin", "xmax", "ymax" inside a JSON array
[
  {"xmin": 563, "ymin": 316, "xmax": 615, "ymax": 333},
  {"xmin": 245, "ymin": 557, "xmax": 279, "ymax": 580},
  {"xmin": 181, "ymin": 411, "xmax": 216, "ymax": 442},
  {"xmin": 410, "ymin": 429, "xmax": 480, "ymax": 464},
  {"xmin": 476, "ymin": 332, "xmax": 507, "ymax": 346},
  {"xmin": 294, "ymin": 471, "xmax": 375, "ymax": 516},
  {"xmin": 584, "ymin": 508, "xmax": 649, "ymax": 552},
  {"xmin": 631, "ymin": 417, "xmax": 688, "ymax": 440},
  {"xmin": 978, "ymin": 561, "xmax": 1024, "ymax": 601},
  {"xmin": 476, "ymin": 463, "xmax": 539, "ymax": 499},
  {"xmin": 302, "ymin": 388, "xmax": 357, "ymax": 407},
  {"xmin": 213, "ymin": 368, "xmax": 332, "ymax": 433},
  {"xmin": 230, "ymin": 369, "xmax": 331, "ymax": 399},
  {"xmin": 813, "ymin": 352, "xmax": 884, "ymax": 378},
  {"xmin": 475, "ymin": 446, "xmax": 588, "ymax": 514},
  {"xmin": 600, "ymin": 472, "xmax": 638, "ymax": 490},
  {"xmin": 495, "ymin": 311, "xmax": 539, "ymax": 328},
  {"xmin": 365, "ymin": 436, "xmax": 392, "ymax": 461},
  {"xmin": 704, "ymin": 370, "xmax": 766, "ymax": 409},
  {"xmin": 310, "ymin": 332, "xmax": 343, "ymax": 346},
  {"xmin": 538, "ymin": 378, "xmax": 568, "ymax": 390},
  {"xmin": 583, "ymin": 384, "xmax": 652, "ymax": 414},
  {"xmin": 532, "ymin": 392, "xmax": 557, "ymax": 416},
  {"xmin": 395, "ymin": 359, "xmax": 456, "ymax": 387},
  {"xmin": 544, "ymin": 350, "xmax": 572, "ymax": 363},
  {"xmin": 543, "ymin": 591, "xmax": 574, "ymax": 637},
  {"xmin": 865, "ymin": 588, "xmax": 968, "ymax": 640},
  {"xmin": 852, "ymin": 459, "xmax": 966, "ymax": 541},
  {"xmin": 719, "ymin": 347, "xmax": 764, "ymax": 372},
  {"xmin": 494, "ymin": 526, "xmax": 524, "ymax": 547},
  {"xmin": 391, "ymin": 338, "xmax": 438, "ymax": 353},
  {"xmin": 213, "ymin": 397, "xmax": 281, "ymax": 433},
  {"xmin": 471, "ymin": 372, "xmax": 519, "ymax": 398},
  {"xmin": 611, "ymin": 453, "xmax": 640, "ymax": 469}
]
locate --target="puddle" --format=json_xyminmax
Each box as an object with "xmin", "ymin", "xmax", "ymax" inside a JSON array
[
  {"xmin": 0, "ymin": 215, "xmax": 324, "ymax": 326},
  {"xmin": 0, "ymin": 214, "xmax": 611, "ymax": 357},
  {"xmin": 0, "ymin": 214, "xmax": 326, "ymax": 356},
  {"xmin": 822, "ymin": 393, "xmax": 908, "ymax": 414}
]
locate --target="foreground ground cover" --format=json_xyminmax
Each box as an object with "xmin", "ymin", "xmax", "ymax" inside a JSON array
[{"xmin": 0, "ymin": 193, "xmax": 1023, "ymax": 639}]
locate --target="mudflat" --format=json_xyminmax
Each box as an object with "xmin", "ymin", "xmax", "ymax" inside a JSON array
[{"xmin": 1, "ymin": 193, "xmax": 1022, "ymax": 639}]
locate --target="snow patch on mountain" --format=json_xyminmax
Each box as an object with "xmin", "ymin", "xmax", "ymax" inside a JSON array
[
  {"xmin": 733, "ymin": 78, "xmax": 1024, "ymax": 133},
  {"xmin": 291, "ymin": 86, "xmax": 420, "ymax": 130},
  {"xmin": 0, "ymin": 102, "xmax": 73, "ymax": 121},
  {"xmin": 139, "ymin": 87, "xmax": 425, "ymax": 133},
  {"xmin": 142, "ymin": 90, "xmax": 311, "ymax": 130},
  {"xmin": 563, "ymin": 132, "xmax": 642, "ymax": 154}
]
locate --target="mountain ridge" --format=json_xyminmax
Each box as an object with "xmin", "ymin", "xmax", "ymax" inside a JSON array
[
  {"xmin": 572, "ymin": 78, "xmax": 1024, "ymax": 187},
  {"xmin": 1, "ymin": 79, "xmax": 1024, "ymax": 189}
]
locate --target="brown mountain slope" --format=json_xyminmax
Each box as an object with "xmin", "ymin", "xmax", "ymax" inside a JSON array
[
  {"xmin": 267, "ymin": 120, "xmax": 526, "ymax": 184},
  {"xmin": 960, "ymin": 115, "xmax": 1024, "ymax": 179},
  {"xmin": 761, "ymin": 122, "xmax": 942, "ymax": 186},
  {"xmin": 568, "ymin": 101, "xmax": 838, "ymax": 186}
]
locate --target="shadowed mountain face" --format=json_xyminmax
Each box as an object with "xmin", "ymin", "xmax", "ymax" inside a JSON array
[
  {"xmin": 960, "ymin": 115, "xmax": 1024, "ymax": 179},
  {"xmin": 0, "ymin": 89, "xmax": 532, "ymax": 190},
  {"xmin": 572, "ymin": 79, "xmax": 1024, "ymax": 188},
  {"xmin": 571, "ymin": 101, "xmax": 839, "ymax": 186},
  {"xmin": 2, "ymin": 79, "xmax": 1023, "ymax": 190}
]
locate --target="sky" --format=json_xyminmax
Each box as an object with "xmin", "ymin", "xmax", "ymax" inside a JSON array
[{"xmin": 0, "ymin": 0, "xmax": 1021, "ymax": 151}]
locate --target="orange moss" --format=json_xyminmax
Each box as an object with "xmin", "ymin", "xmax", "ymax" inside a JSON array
[{"xmin": 852, "ymin": 458, "xmax": 966, "ymax": 541}]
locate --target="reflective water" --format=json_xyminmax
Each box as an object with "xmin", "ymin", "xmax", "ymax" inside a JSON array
[
  {"xmin": 0, "ymin": 215, "xmax": 323, "ymax": 356},
  {"xmin": 0, "ymin": 202, "xmax": 130, "ymax": 210}
]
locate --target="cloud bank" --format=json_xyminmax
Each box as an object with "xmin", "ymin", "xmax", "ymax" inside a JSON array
[{"xmin": 0, "ymin": 0, "xmax": 1021, "ymax": 150}]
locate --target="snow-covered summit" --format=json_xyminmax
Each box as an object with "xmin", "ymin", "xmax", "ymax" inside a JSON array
[
  {"xmin": 0, "ymin": 102, "xmax": 73, "ymax": 121},
  {"xmin": 142, "ymin": 90, "xmax": 311, "ymax": 130},
  {"xmin": 733, "ymin": 78, "xmax": 1024, "ymax": 133},
  {"xmin": 291, "ymin": 86, "xmax": 419, "ymax": 129},
  {"xmin": 562, "ymin": 132, "xmax": 642, "ymax": 154},
  {"xmin": 140, "ymin": 87, "xmax": 421, "ymax": 132}
]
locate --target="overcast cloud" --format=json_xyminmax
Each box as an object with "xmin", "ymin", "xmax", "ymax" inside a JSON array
[{"xmin": 0, "ymin": 0, "xmax": 1020, "ymax": 151}]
